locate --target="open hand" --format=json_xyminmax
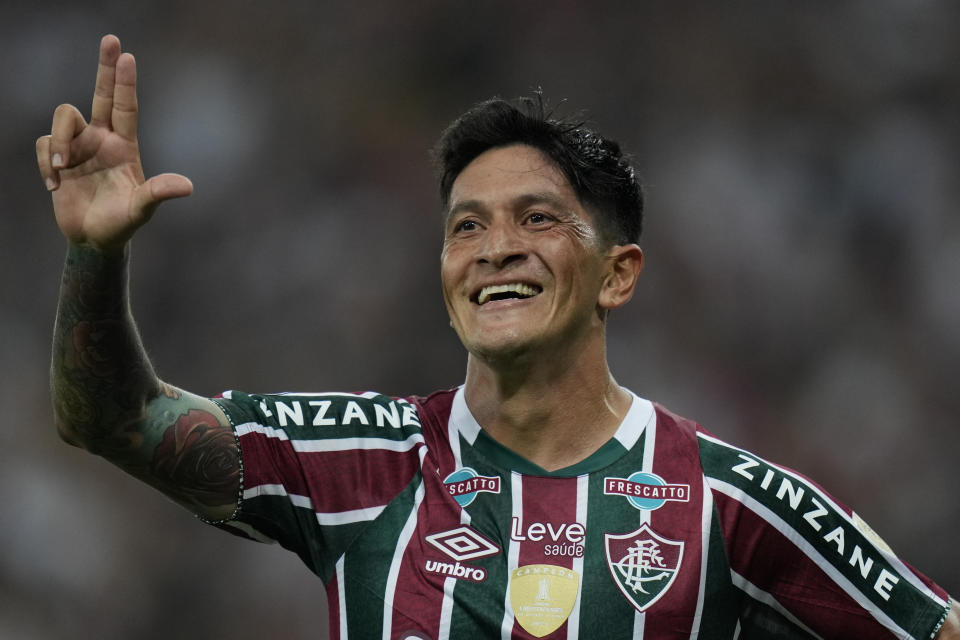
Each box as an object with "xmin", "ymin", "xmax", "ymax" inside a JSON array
[{"xmin": 36, "ymin": 35, "xmax": 193, "ymax": 252}]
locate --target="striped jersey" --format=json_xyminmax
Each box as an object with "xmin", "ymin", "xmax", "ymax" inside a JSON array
[{"xmin": 211, "ymin": 386, "xmax": 950, "ymax": 639}]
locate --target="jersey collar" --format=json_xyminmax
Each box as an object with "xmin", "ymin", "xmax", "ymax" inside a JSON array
[{"xmin": 448, "ymin": 385, "xmax": 654, "ymax": 477}]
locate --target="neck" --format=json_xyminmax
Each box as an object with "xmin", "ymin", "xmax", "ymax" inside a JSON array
[{"xmin": 462, "ymin": 332, "xmax": 632, "ymax": 471}]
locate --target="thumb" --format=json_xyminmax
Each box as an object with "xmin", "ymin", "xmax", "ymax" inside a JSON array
[
  {"xmin": 146, "ymin": 173, "xmax": 194, "ymax": 203},
  {"xmin": 131, "ymin": 173, "xmax": 194, "ymax": 216}
]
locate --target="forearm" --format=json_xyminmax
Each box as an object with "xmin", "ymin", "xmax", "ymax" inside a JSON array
[
  {"xmin": 51, "ymin": 243, "xmax": 160, "ymax": 464},
  {"xmin": 50, "ymin": 243, "xmax": 240, "ymax": 518}
]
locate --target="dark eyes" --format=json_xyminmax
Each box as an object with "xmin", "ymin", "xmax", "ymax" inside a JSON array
[
  {"xmin": 525, "ymin": 212, "xmax": 551, "ymax": 225},
  {"xmin": 450, "ymin": 211, "xmax": 554, "ymax": 234},
  {"xmin": 453, "ymin": 219, "xmax": 479, "ymax": 233}
]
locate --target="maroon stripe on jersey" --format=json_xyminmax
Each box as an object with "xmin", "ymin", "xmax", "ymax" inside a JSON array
[
  {"xmin": 517, "ymin": 476, "xmax": 580, "ymax": 568},
  {"xmin": 712, "ymin": 490, "xmax": 885, "ymax": 638},
  {"xmin": 642, "ymin": 407, "xmax": 708, "ymax": 637},
  {"xmin": 509, "ymin": 475, "xmax": 580, "ymax": 639},
  {"xmin": 239, "ymin": 432, "xmax": 421, "ymax": 512},
  {"xmin": 413, "ymin": 390, "xmax": 459, "ymax": 477}
]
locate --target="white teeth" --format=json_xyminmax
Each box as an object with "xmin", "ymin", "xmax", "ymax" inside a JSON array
[{"xmin": 477, "ymin": 283, "xmax": 540, "ymax": 305}]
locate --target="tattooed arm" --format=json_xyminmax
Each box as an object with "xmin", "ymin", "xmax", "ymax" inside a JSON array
[
  {"xmin": 39, "ymin": 35, "xmax": 239, "ymax": 520},
  {"xmin": 52, "ymin": 245, "xmax": 239, "ymax": 520}
]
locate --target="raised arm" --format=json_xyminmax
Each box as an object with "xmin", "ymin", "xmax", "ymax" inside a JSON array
[{"xmin": 38, "ymin": 35, "xmax": 239, "ymax": 521}]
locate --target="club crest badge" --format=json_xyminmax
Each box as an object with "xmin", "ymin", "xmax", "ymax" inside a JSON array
[
  {"xmin": 604, "ymin": 524, "xmax": 683, "ymax": 612},
  {"xmin": 509, "ymin": 564, "xmax": 580, "ymax": 638}
]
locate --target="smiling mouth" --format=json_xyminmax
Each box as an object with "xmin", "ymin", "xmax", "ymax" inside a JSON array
[{"xmin": 473, "ymin": 283, "xmax": 542, "ymax": 306}]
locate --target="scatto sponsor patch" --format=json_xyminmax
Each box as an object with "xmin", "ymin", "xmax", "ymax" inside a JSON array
[{"xmin": 443, "ymin": 467, "xmax": 501, "ymax": 507}]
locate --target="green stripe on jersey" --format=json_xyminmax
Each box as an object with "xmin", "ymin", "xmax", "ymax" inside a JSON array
[
  {"xmin": 471, "ymin": 427, "xmax": 630, "ymax": 476},
  {"xmin": 580, "ymin": 468, "xmax": 646, "ymax": 638},
  {"xmin": 340, "ymin": 472, "xmax": 422, "ymax": 637},
  {"xmin": 447, "ymin": 432, "xmax": 511, "ymax": 634},
  {"xmin": 241, "ymin": 494, "xmax": 367, "ymax": 583},
  {"xmin": 693, "ymin": 506, "xmax": 741, "ymax": 636},
  {"xmin": 739, "ymin": 596, "xmax": 820, "ymax": 639}
]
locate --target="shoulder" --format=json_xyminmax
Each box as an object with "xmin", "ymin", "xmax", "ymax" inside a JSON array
[
  {"xmin": 406, "ymin": 387, "xmax": 458, "ymax": 425},
  {"xmin": 647, "ymin": 401, "xmax": 824, "ymax": 508},
  {"xmin": 646, "ymin": 401, "xmax": 709, "ymax": 467}
]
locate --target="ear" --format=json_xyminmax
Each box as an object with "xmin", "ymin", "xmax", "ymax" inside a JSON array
[{"xmin": 598, "ymin": 244, "xmax": 644, "ymax": 310}]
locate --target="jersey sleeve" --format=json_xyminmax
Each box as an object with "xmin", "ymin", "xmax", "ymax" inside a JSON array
[
  {"xmin": 209, "ymin": 390, "xmax": 426, "ymax": 584},
  {"xmin": 697, "ymin": 428, "xmax": 950, "ymax": 640}
]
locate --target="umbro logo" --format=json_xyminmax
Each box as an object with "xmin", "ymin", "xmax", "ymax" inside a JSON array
[
  {"xmin": 424, "ymin": 527, "xmax": 499, "ymax": 583},
  {"xmin": 425, "ymin": 526, "xmax": 500, "ymax": 562}
]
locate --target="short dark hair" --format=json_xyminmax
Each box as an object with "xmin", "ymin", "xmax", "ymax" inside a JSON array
[{"xmin": 433, "ymin": 94, "xmax": 643, "ymax": 246}]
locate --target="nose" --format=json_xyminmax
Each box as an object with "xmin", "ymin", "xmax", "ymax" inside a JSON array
[{"xmin": 478, "ymin": 219, "xmax": 527, "ymax": 268}]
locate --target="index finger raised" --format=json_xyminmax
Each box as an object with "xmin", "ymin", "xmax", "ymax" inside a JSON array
[{"xmin": 90, "ymin": 35, "xmax": 122, "ymax": 125}]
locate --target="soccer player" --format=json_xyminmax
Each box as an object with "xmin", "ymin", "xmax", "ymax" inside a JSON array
[{"xmin": 37, "ymin": 35, "xmax": 958, "ymax": 639}]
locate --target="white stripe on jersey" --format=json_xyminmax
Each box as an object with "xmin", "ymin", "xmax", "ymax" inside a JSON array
[
  {"xmin": 236, "ymin": 422, "xmax": 290, "ymax": 440},
  {"xmin": 336, "ymin": 556, "xmax": 348, "ymax": 640},
  {"xmin": 382, "ymin": 478, "xmax": 426, "ymax": 639},
  {"xmin": 450, "ymin": 386, "xmax": 482, "ymax": 445},
  {"xmin": 709, "ymin": 478, "xmax": 908, "ymax": 638},
  {"xmin": 613, "ymin": 391, "xmax": 655, "ymax": 451},
  {"xmin": 315, "ymin": 505, "xmax": 385, "ymax": 526},
  {"xmin": 222, "ymin": 519, "xmax": 275, "ymax": 543},
  {"xmin": 438, "ymin": 576, "xmax": 457, "ymax": 640},
  {"xmin": 438, "ymin": 403, "xmax": 472, "ymax": 640},
  {"xmin": 730, "ymin": 570, "xmax": 823, "ymax": 639},
  {"xmin": 631, "ymin": 401, "xmax": 658, "ymax": 639},
  {"xmin": 640, "ymin": 406, "xmax": 657, "ymax": 501},
  {"xmin": 243, "ymin": 483, "xmax": 386, "ymax": 525},
  {"xmin": 567, "ymin": 474, "xmax": 589, "ymax": 640},
  {"xmin": 633, "ymin": 612, "xmax": 645, "ymax": 640},
  {"xmin": 696, "ymin": 432, "xmax": 947, "ymax": 609},
  {"xmin": 274, "ymin": 391, "xmax": 382, "ymax": 399},
  {"xmin": 449, "ymin": 389, "xmax": 467, "ymax": 466},
  {"xmin": 501, "ymin": 472, "xmax": 523, "ymax": 640},
  {"xmin": 689, "ymin": 477, "xmax": 714, "ymax": 638},
  {"xmin": 236, "ymin": 421, "xmax": 424, "ymax": 453},
  {"xmin": 294, "ymin": 434, "xmax": 424, "ymax": 453}
]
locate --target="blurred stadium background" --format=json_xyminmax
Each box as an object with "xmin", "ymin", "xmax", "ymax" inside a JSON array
[{"xmin": 2, "ymin": 1, "xmax": 958, "ymax": 637}]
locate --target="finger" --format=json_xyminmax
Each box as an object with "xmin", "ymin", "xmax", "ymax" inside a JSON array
[
  {"xmin": 90, "ymin": 35, "xmax": 122, "ymax": 125},
  {"xmin": 49, "ymin": 103, "xmax": 88, "ymax": 169},
  {"xmin": 36, "ymin": 135, "xmax": 59, "ymax": 191},
  {"xmin": 112, "ymin": 52, "xmax": 138, "ymax": 141}
]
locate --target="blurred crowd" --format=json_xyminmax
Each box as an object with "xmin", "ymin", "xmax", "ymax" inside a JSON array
[{"xmin": 1, "ymin": 1, "xmax": 958, "ymax": 638}]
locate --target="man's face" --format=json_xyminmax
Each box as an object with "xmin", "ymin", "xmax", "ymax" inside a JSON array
[{"xmin": 440, "ymin": 144, "xmax": 611, "ymax": 364}]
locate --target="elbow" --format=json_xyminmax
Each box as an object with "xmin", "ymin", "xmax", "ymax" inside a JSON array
[
  {"xmin": 50, "ymin": 385, "xmax": 99, "ymax": 450},
  {"xmin": 54, "ymin": 417, "xmax": 84, "ymax": 449},
  {"xmin": 52, "ymin": 403, "xmax": 96, "ymax": 451}
]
